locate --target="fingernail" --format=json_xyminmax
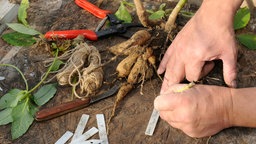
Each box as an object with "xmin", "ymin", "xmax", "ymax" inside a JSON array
[{"xmin": 231, "ymin": 80, "xmax": 237, "ymax": 88}]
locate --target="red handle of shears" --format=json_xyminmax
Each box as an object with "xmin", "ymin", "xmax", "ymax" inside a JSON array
[
  {"xmin": 44, "ymin": 30, "xmax": 98, "ymax": 40},
  {"xmin": 75, "ymin": 0, "xmax": 111, "ymax": 19}
]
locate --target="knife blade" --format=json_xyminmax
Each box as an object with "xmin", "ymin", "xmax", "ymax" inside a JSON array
[{"xmin": 35, "ymin": 83, "xmax": 121, "ymax": 121}]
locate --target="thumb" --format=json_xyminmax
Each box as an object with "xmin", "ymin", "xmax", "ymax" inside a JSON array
[
  {"xmin": 154, "ymin": 94, "xmax": 180, "ymax": 111},
  {"xmin": 154, "ymin": 84, "xmax": 189, "ymax": 111},
  {"xmin": 222, "ymin": 54, "xmax": 237, "ymax": 88}
]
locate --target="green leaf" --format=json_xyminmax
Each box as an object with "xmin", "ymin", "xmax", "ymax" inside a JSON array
[
  {"xmin": 18, "ymin": 0, "xmax": 30, "ymax": 26},
  {"xmin": 237, "ymin": 33, "xmax": 256, "ymax": 50},
  {"xmin": 159, "ymin": 3, "xmax": 166, "ymax": 10},
  {"xmin": 33, "ymin": 84, "xmax": 57, "ymax": 106},
  {"xmin": 2, "ymin": 32, "xmax": 37, "ymax": 46},
  {"xmin": 6, "ymin": 23, "xmax": 41, "ymax": 35},
  {"xmin": 122, "ymin": 0, "xmax": 135, "ymax": 7},
  {"xmin": 50, "ymin": 59, "xmax": 64, "ymax": 71},
  {"xmin": 11, "ymin": 99, "xmax": 34, "ymax": 140},
  {"xmin": 179, "ymin": 10, "xmax": 194, "ymax": 18},
  {"xmin": 234, "ymin": 7, "xmax": 250, "ymax": 30},
  {"xmin": 0, "ymin": 89, "xmax": 25, "ymax": 110},
  {"xmin": 0, "ymin": 108, "xmax": 13, "ymax": 125},
  {"xmin": 149, "ymin": 10, "xmax": 166, "ymax": 20},
  {"xmin": 148, "ymin": 3, "xmax": 167, "ymax": 20},
  {"xmin": 28, "ymin": 103, "xmax": 38, "ymax": 117},
  {"xmin": 115, "ymin": 2, "xmax": 132, "ymax": 23}
]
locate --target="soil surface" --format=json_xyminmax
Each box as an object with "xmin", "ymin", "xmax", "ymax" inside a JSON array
[{"xmin": 0, "ymin": 0, "xmax": 256, "ymax": 144}]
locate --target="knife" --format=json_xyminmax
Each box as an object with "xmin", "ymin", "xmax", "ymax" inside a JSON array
[{"xmin": 35, "ymin": 83, "xmax": 121, "ymax": 121}]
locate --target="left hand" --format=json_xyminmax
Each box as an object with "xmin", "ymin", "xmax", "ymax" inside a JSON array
[{"xmin": 154, "ymin": 84, "xmax": 233, "ymax": 138}]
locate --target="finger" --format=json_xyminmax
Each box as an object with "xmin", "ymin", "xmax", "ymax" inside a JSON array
[
  {"xmin": 200, "ymin": 61, "xmax": 215, "ymax": 78},
  {"xmin": 222, "ymin": 49, "xmax": 237, "ymax": 88},
  {"xmin": 160, "ymin": 79, "xmax": 170, "ymax": 94},
  {"xmin": 154, "ymin": 93, "xmax": 183, "ymax": 111},
  {"xmin": 157, "ymin": 45, "xmax": 174, "ymax": 74},
  {"xmin": 185, "ymin": 61, "xmax": 205, "ymax": 82},
  {"xmin": 160, "ymin": 59, "xmax": 185, "ymax": 94}
]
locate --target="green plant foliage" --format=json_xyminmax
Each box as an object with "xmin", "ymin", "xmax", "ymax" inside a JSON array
[
  {"xmin": 50, "ymin": 59, "xmax": 65, "ymax": 71},
  {"xmin": 115, "ymin": 1, "xmax": 133, "ymax": 23},
  {"xmin": 33, "ymin": 83, "xmax": 57, "ymax": 106},
  {"xmin": 11, "ymin": 98, "xmax": 35, "ymax": 140},
  {"xmin": 1, "ymin": 32, "xmax": 37, "ymax": 46},
  {"xmin": 18, "ymin": 0, "xmax": 30, "ymax": 26},
  {"xmin": 0, "ymin": 54, "xmax": 58, "ymax": 139},
  {"xmin": 6, "ymin": 23, "xmax": 41, "ymax": 35},
  {"xmin": 179, "ymin": 10, "xmax": 194, "ymax": 18},
  {"xmin": 236, "ymin": 33, "xmax": 256, "ymax": 50},
  {"xmin": 1, "ymin": 0, "xmax": 42, "ymax": 47},
  {"xmin": 148, "ymin": 3, "xmax": 167, "ymax": 20},
  {"xmin": 0, "ymin": 108, "xmax": 13, "ymax": 125},
  {"xmin": 0, "ymin": 89, "xmax": 25, "ymax": 110},
  {"xmin": 234, "ymin": 7, "xmax": 250, "ymax": 30}
]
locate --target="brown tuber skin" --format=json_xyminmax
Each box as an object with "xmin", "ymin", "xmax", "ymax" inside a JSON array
[
  {"xmin": 108, "ymin": 30, "xmax": 151, "ymax": 55},
  {"xmin": 116, "ymin": 50, "xmax": 142, "ymax": 78},
  {"xmin": 107, "ymin": 29, "xmax": 157, "ymax": 126},
  {"xmin": 108, "ymin": 82, "xmax": 133, "ymax": 121}
]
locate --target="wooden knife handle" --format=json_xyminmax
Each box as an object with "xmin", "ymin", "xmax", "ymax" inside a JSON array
[{"xmin": 35, "ymin": 98, "xmax": 90, "ymax": 121}]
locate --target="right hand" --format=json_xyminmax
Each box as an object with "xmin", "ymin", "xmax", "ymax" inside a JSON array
[{"xmin": 158, "ymin": 0, "xmax": 239, "ymax": 93}]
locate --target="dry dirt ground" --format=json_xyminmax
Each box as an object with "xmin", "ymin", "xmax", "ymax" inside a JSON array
[{"xmin": 0, "ymin": 0, "xmax": 256, "ymax": 143}]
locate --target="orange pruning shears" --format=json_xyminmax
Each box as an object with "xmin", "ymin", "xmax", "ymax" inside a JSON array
[
  {"xmin": 75, "ymin": 0, "xmax": 111, "ymax": 19},
  {"xmin": 44, "ymin": 0, "xmax": 143, "ymax": 40}
]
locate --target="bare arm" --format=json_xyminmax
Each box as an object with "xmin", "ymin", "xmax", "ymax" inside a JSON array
[{"xmin": 231, "ymin": 87, "xmax": 256, "ymax": 127}]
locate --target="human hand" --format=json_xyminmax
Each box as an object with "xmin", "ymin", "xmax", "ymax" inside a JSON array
[
  {"xmin": 154, "ymin": 84, "xmax": 233, "ymax": 138},
  {"xmin": 158, "ymin": 0, "xmax": 239, "ymax": 93}
]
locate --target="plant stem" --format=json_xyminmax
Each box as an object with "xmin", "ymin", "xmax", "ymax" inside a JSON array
[
  {"xmin": 245, "ymin": 0, "xmax": 255, "ymax": 14},
  {"xmin": 28, "ymin": 50, "xmax": 58, "ymax": 93},
  {"xmin": 165, "ymin": 0, "xmax": 187, "ymax": 32},
  {"xmin": 174, "ymin": 82, "xmax": 195, "ymax": 92},
  {"xmin": 122, "ymin": 0, "xmax": 134, "ymax": 7},
  {"xmin": 0, "ymin": 64, "xmax": 29, "ymax": 91}
]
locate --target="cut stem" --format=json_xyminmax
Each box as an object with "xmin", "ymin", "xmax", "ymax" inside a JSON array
[{"xmin": 174, "ymin": 82, "xmax": 195, "ymax": 93}]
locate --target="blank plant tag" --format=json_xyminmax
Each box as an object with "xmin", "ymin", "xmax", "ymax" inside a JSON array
[
  {"xmin": 70, "ymin": 127, "xmax": 99, "ymax": 144},
  {"xmin": 71, "ymin": 114, "xmax": 90, "ymax": 142},
  {"xmin": 55, "ymin": 131, "xmax": 73, "ymax": 144},
  {"xmin": 145, "ymin": 108, "xmax": 160, "ymax": 136},
  {"xmin": 96, "ymin": 114, "xmax": 108, "ymax": 144}
]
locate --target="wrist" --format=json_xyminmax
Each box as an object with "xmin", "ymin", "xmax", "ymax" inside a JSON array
[
  {"xmin": 220, "ymin": 87, "xmax": 235, "ymax": 128},
  {"xmin": 202, "ymin": 0, "xmax": 243, "ymax": 13},
  {"xmin": 198, "ymin": 0, "xmax": 243, "ymax": 26}
]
